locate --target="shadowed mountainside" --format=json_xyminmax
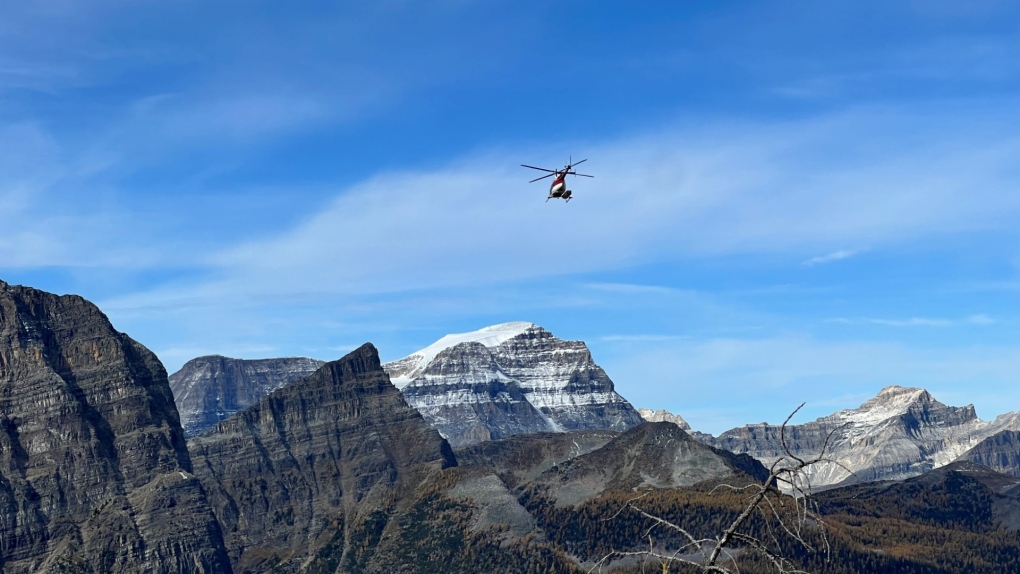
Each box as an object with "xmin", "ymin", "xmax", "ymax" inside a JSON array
[
  {"xmin": 188, "ymin": 343, "xmax": 457, "ymax": 573},
  {"xmin": 0, "ymin": 280, "xmax": 231, "ymax": 573}
]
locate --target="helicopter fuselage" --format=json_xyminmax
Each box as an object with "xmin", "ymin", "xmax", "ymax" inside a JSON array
[{"xmin": 548, "ymin": 172, "xmax": 571, "ymax": 201}]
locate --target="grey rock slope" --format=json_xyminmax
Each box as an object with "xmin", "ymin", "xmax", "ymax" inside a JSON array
[
  {"xmin": 169, "ymin": 355, "xmax": 324, "ymax": 437},
  {"xmin": 188, "ymin": 343, "xmax": 456, "ymax": 573},
  {"xmin": 703, "ymin": 386, "xmax": 1020, "ymax": 489},
  {"xmin": 0, "ymin": 280, "xmax": 231, "ymax": 573},
  {"xmin": 384, "ymin": 322, "xmax": 643, "ymax": 447},
  {"xmin": 454, "ymin": 429, "xmax": 620, "ymax": 489},
  {"xmin": 526, "ymin": 422, "xmax": 768, "ymax": 506},
  {"xmin": 958, "ymin": 430, "xmax": 1020, "ymax": 477}
]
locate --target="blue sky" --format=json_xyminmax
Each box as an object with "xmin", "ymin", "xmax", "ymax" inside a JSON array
[{"xmin": 4, "ymin": 1, "xmax": 1020, "ymax": 433}]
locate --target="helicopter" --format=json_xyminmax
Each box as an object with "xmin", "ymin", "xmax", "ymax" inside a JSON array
[{"xmin": 521, "ymin": 157, "xmax": 593, "ymax": 202}]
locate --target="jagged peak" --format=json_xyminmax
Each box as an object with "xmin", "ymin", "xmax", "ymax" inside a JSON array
[
  {"xmin": 638, "ymin": 408, "xmax": 691, "ymax": 431},
  {"xmin": 384, "ymin": 322, "xmax": 543, "ymax": 388},
  {"xmin": 824, "ymin": 386, "xmax": 945, "ymax": 426}
]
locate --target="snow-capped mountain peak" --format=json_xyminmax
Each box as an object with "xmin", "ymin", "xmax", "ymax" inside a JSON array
[
  {"xmin": 382, "ymin": 322, "xmax": 642, "ymax": 447},
  {"xmin": 825, "ymin": 386, "xmax": 937, "ymax": 426},
  {"xmin": 387, "ymin": 322, "xmax": 538, "ymax": 389}
]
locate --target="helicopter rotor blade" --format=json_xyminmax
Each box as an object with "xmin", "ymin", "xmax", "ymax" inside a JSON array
[
  {"xmin": 529, "ymin": 173, "xmax": 556, "ymax": 183},
  {"xmin": 521, "ymin": 164, "xmax": 556, "ymax": 173},
  {"xmin": 569, "ymin": 158, "xmax": 588, "ymax": 167},
  {"xmin": 566, "ymin": 171, "xmax": 594, "ymax": 178}
]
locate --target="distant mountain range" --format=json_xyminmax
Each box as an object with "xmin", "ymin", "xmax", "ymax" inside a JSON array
[
  {"xmin": 6, "ymin": 282, "xmax": 1020, "ymax": 572},
  {"xmin": 645, "ymin": 385, "xmax": 1020, "ymax": 488},
  {"xmin": 167, "ymin": 323, "xmax": 1020, "ymax": 486}
]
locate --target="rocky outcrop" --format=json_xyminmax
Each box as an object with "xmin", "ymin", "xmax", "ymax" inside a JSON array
[
  {"xmin": 169, "ymin": 355, "xmax": 324, "ymax": 437},
  {"xmin": 702, "ymin": 386, "xmax": 1020, "ymax": 489},
  {"xmin": 528, "ymin": 422, "xmax": 768, "ymax": 506},
  {"xmin": 0, "ymin": 280, "xmax": 231, "ymax": 573},
  {"xmin": 188, "ymin": 343, "xmax": 456, "ymax": 573},
  {"xmin": 958, "ymin": 430, "xmax": 1020, "ymax": 477},
  {"xmin": 638, "ymin": 408, "xmax": 691, "ymax": 430},
  {"xmin": 385, "ymin": 322, "xmax": 643, "ymax": 447},
  {"xmin": 454, "ymin": 429, "xmax": 619, "ymax": 489}
]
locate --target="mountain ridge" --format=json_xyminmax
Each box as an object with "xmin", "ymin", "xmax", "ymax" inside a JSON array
[
  {"xmin": 698, "ymin": 385, "xmax": 1020, "ymax": 488},
  {"xmin": 383, "ymin": 322, "xmax": 643, "ymax": 447}
]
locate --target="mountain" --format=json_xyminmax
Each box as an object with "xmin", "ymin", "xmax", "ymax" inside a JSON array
[
  {"xmin": 958, "ymin": 430, "xmax": 1020, "ymax": 477},
  {"xmin": 637, "ymin": 407, "xmax": 691, "ymax": 430},
  {"xmin": 454, "ymin": 429, "xmax": 619, "ymax": 489},
  {"xmin": 187, "ymin": 343, "xmax": 457, "ymax": 573},
  {"xmin": 703, "ymin": 385, "xmax": 1020, "ymax": 489},
  {"xmin": 522, "ymin": 422, "xmax": 769, "ymax": 506},
  {"xmin": 383, "ymin": 322, "xmax": 643, "ymax": 447},
  {"xmin": 169, "ymin": 355, "xmax": 325, "ymax": 437},
  {"xmin": 0, "ymin": 280, "xmax": 231, "ymax": 573}
]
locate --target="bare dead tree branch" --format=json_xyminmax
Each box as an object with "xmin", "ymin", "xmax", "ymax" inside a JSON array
[{"xmin": 589, "ymin": 403, "xmax": 838, "ymax": 574}]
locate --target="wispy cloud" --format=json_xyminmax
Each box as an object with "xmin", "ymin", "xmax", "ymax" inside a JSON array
[
  {"xmin": 828, "ymin": 315, "xmax": 996, "ymax": 327},
  {"xmin": 601, "ymin": 334, "xmax": 1020, "ymax": 434},
  {"xmin": 600, "ymin": 334, "xmax": 690, "ymax": 342},
  {"xmin": 803, "ymin": 249, "xmax": 861, "ymax": 266},
  {"xmin": 584, "ymin": 283, "xmax": 688, "ymax": 295},
  {"xmin": 968, "ymin": 313, "xmax": 995, "ymax": 325},
  {"xmin": 133, "ymin": 105, "xmax": 1020, "ymax": 300},
  {"xmin": 866, "ymin": 317, "xmax": 952, "ymax": 327}
]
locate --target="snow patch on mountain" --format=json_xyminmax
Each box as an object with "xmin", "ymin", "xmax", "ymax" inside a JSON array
[
  {"xmin": 387, "ymin": 322, "xmax": 536, "ymax": 389},
  {"xmin": 704, "ymin": 385, "xmax": 1020, "ymax": 489},
  {"xmin": 383, "ymin": 322, "xmax": 643, "ymax": 447}
]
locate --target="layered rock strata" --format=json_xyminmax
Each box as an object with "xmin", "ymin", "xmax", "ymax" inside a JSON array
[
  {"xmin": 169, "ymin": 355, "xmax": 325, "ymax": 437},
  {"xmin": 703, "ymin": 386, "xmax": 1020, "ymax": 489},
  {"xmin": 958, "ymin": 430, "xmax": 1020, "ymax": 477},
  {"xmin": 188, "ymin": 343, "xmax": 456, "ymax": 572},
  {"xmin": 384, "ymin": 322, "xmax": 643, "ymax": 447},
  {"xmin": 0, "ymin": 280, "xmax": 231, "ymax": 573}
]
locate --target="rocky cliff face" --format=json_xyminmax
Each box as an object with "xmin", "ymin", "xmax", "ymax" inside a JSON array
[
  {"xmin": 958, "ymin": 429, "xmax": 1020, "ymax": 477},
  {"xmin": 0, "ymin": 280, "xmax": 231, "ymax": 573},
  {"xmin": 188, "ymin": 343, "xmax": 456, "ymax": 573},
  {"xmin": 384, "ymin": 322, "xmax": 643, "ymax": 447},
  {"xmin": 169, "ymin": 355, "xmax": 325, "ymax": 437},
  {"xmin": 703, "ymin": 386, "xmax": 1020, "ymax": 489}
]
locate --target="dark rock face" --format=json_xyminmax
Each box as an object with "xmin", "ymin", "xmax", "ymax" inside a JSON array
[
  {"xmin": 169, "ymin": 355, "xmax": 325, "ymax": 437},
  {"xmin": 385, "ymin": 322, "xmax": 643, "ymax": 447},
  {"xmin": 959, "ymin": 430, "xmax": 1020, "ymax": 477},
  {"xmin": 0, "ymin": 280, "xmax": 231, "ymax": 573},
  {"xmin": 188, "ymin": 343, "xmax": 456, "ymax": 573}
]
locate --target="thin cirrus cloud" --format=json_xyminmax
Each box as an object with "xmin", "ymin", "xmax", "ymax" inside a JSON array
[
  {"xmin": 201, "ymin": 107, "xmax": 1015, "ymax": 293},
  {"xmin": 803, "ymin": 249, "xmax": 861, "ymax": 266},
  {"xmin": 828, "ymin": 315, "xmax": 995, "ymax": 327}
]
